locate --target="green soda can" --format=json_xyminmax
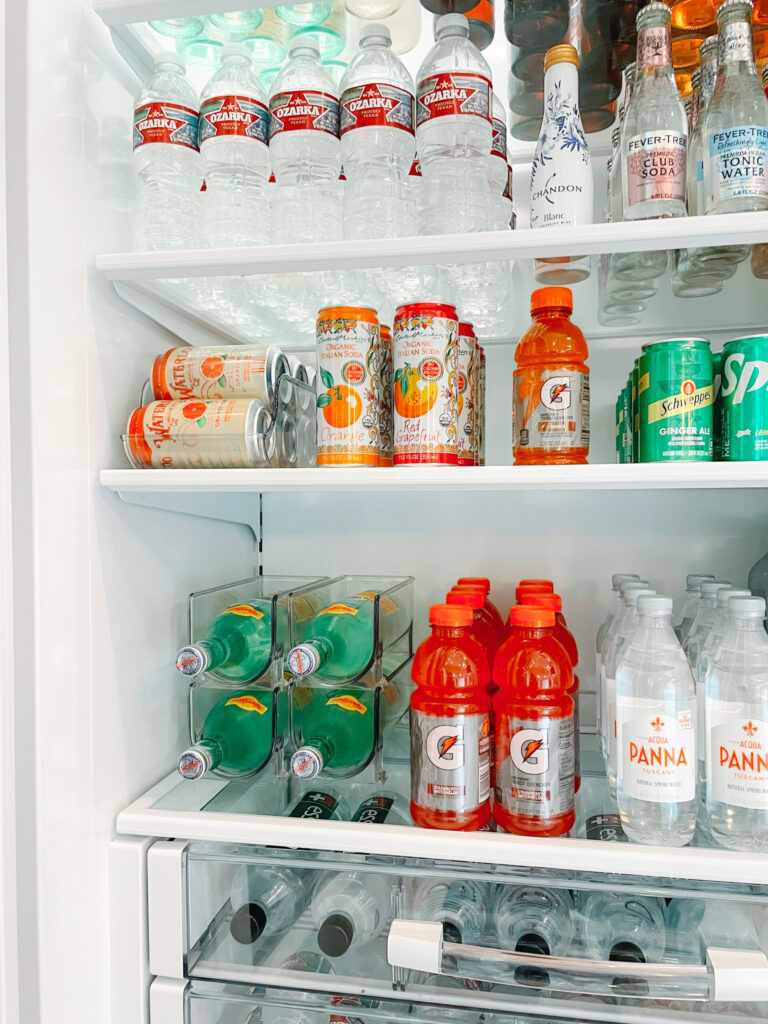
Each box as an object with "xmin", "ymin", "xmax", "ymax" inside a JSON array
[
  {"xmin": 638, "ymin": 339, "xmax": 713, "ymax": 462},
  {"xmin": 712, "ymin": 351, "xmax": 723, "ymax": 462},
  {"xmin": 721, "ymin": 335, "xmax": 768, "ymax": 461},
  {"xmin": 616, "ymin": 391, "xmax": 625, "ymax": 464},
  {"xmin": 625, "ymin": 373, "xmax": 633, "ymax": 463},
  {"xmin": 631, "ymin": 360, "xmax": 640, "ymax": 463}
]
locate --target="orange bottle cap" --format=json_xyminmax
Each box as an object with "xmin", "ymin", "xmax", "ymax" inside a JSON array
[
  {"xmin": 531, "ymin": 287, "xmax": 573, "ymax": 313},
  {"xmin": 430, "ymin": 603, "xmax": 472, "ymax": 628},
  {"xmin": 528, "ymin": 592, "xmax": 563, "ymax": 612},
  {"xmin": 518, "ymin": 578, "xmax": 554, "ymax": 590},
  {"xmin": 508, "ymin": 606, "xmax": 556, "ymax": 628},
  {"xmin": 457, "ymin": 577, "xmax": 491, "ymax": 591},
  {"xmin": 447, "ymin": 590, "xmax": 484, "ymax": 610}
]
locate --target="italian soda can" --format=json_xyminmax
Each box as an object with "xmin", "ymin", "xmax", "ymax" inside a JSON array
[
  {"xmin": 152, "ymin": 345, "xmax": 288, "ymax": 407},
  {"xmin": 457, "ymin": 322, "xmax": 479, "ymax": 467},
  {"xmin": 378, "ymin": 325, "xmax": 394, "ymax": 467},
  {"xmin": 393, "ymin": 302, "xmax": 459, "ymax": 466},
  {"xmin": 316, "ymin": 305, "xmax": 380, "ymax": 467},
  {"xmin": 638, "ymin": 338, "xmax": 713, "ymax": 462},
  {"xmin": 721, "ymin": 334, "xmax": 768, "ymax": 461}
]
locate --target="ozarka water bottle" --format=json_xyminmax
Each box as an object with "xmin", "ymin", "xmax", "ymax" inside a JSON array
[
  {"xmin": 132, "ymin": 52, "xmax": 200, "ymax": 250},
  {"xmin": 199, "ymin": 43, "xmax": 271, "ymax": 246},
  {"xmin": 615, "ymin": 595, "xmax": 697, "ymax": 846}
]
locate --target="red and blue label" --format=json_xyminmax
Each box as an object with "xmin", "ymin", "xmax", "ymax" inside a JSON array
[
  {"xmin": 199, "ymin": 94, "xmax": 270, "ymax": 146},
  {"xmin": 416, "ymin": 72, "xmax": 491, "ymax": 127},
  {"xmin": 340, "ymin": 81, "xmax": 414, "ymax": 136},
  {"xmin": 134, "ymin": 102, "xmax": 199, "ymax": 151},
  {"xmin": 269, "ymin": 90, "xmax": 340, "ymax": 139}
]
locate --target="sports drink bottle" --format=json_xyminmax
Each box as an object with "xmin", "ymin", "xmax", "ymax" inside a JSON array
[
  {"xmin": 446, "ymin": 589, "xmax": 500, "ymax": 670},
  {"xmin": 176, "ymin": 599, "xmax": 274, "ymax": 682},
  {"xmin": 615, "ymin": 595, "xmax": 697, "ymax": 847},
  {"xmin": 284, "ymin": 787, "xmax": 350, "ymax": 820},
  {"xmin": 683, "ymin": 581, "xmax": 732, "ymax": 670},
  {"xmin": 456, "ymin": 577, "xmax": 505, "ymax": 635},
  {"xmin": 412, "ymin": 878, "xmax": 492, "ymax": 944},
  {"xmin": 517, "ymin": 578, "xmax": 553, "ymax": 595},
  {"xmin": 452, "ymin": 583, "xmax": 504, "ymax": 644},
  {"xmin": 596, "ymin": 573, "xmax": 641, "ymax": 739},
  {"xmin": 229, "ymin": 865, "xmax": 308, "ymax": 944},
  {"xmin": 675, "ymin": 572, "xmax": 716, "ymax": 643},
  {"xmin": 176, "ymin": 690, "xmax": 276, "ymax": 779},
  {"xmin": 312, "ymin": 871, "xmax": 391, "ymax": 957},
  {"xmin": 581, "ymin": 891, "xmax": 667, "ymax": 964},
  {"xmin": 352, "ymin": 792, "xmax": 412, "ymax": 825},
  {"xmin": 494, "ymin": 885, "xmax": 575, "ymax": 958},
  {"xmin": 492, "ymin": 605, "xmax": 574, "ymax": 836},
  {"xmin": 410, "ymin": 604, "xmax": 491, "ymax": 830},
  {"xmin": 705, "ymin": 595, "xmax": 768, "ymax": 852}
]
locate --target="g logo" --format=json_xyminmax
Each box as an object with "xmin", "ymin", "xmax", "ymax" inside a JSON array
[
  {"xmin": 541, "ymin": 376, "xmax": 571, "ymax": 410},
  {"xmin": 426, "ymin": 725, "xmax": 465, "ymax": 770},
  {"xmin": 510, "ymin": 729, "xmax": 549, "ymax": 775}
]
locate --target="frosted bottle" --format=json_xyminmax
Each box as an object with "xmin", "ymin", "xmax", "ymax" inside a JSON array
[
  {"xmin": 132, "ymin": 52, "xmax": 200, "ymax": 250},
  {"xmin": 488, "ymin": 92, "xmax": 508, "ymax": 195},
  {"xmin": 412, "ymin": 879, "xmax": 491, "ymax": 944},
  {"xmin": 676, "ymin": 572, "xmax": 716, "ymax": 642},
  {"xmin": 530, "ymin": 44, "xmax": 593, "ymax": 285},
  {"xmin": 269, "ymin": 38, "xmax": 341, "ymax": 243},
  {"xmin": 595, "ymin": 573, "xmax": 640, "ymax": 749},
  {"xmin": 229, "ymin": 865, "xmax": 308, "ymax": 944},
  {"xmin": 312, "ymin": 872, "xmax": 391, "ymax": 956},
  {"xmin": 683, "ymin": 580, "xmax": 732, "ymax": 670},
  {"xmin": 581, "ymin": 891, "xmax": 667, "ymax": 964},
  {"xmin": 705, "ymin": 595, "xmax": 768, "ymax": 852},
  {"xmin": 494, "ymin": 886, "xmax": 575, "ymax": 957},
  {"xmin": 615, "ymin": 595, "xmax": 697, "ymax": 847}
]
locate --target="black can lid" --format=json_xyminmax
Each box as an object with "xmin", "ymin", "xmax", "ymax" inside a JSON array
[
  {"xmin": 318, "ymin": 913, "xmax": 354, "ymax": 957},
  {"xmin": 230, "ymin": 902, "xmax": 268, "ymax": 945}
]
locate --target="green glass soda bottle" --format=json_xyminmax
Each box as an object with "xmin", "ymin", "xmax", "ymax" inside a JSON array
[
  {"xmin": 177, "ymin": 690, "xmax": 275, "ymax": 779},
  {"xmin": 176, "ymin": 600, "xmax": 273, "ymax": 683}
]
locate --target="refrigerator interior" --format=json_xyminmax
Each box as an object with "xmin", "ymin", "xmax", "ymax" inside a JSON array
[{"xmin": 9, "ymin": 1, "xmax": 768, "ymax": 1023}]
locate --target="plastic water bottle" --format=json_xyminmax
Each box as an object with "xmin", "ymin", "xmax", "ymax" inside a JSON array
[
  {"xmin": 488, "ymin": 92, "xmax": 507, "ymax": 196},
  {"xmin": 675, "ymin": 572, "xmax": 716, "ymax": 642},
  {"xmin": 705, "ymin": 595, "xmax": 768, "ymax": 852},
  {"xmin": 340, "ymin": 22, "xmax": 415, "ymax": 239},
  {"xmin": 199, "ymin": 43, "xmax": 271, "ymax": 246},
  {"xmin": 229, "ymin": 865, "xmax": 308, "ymax": 944},
  {"xmin": 411, "ymin": 879, "xmax": 491, "ymax": 944},
  {"xmin": 493, "ymin": 886, "xmax": 575, "ymax": 957},
  {"xmin": 595, "ymin": 573, "xmax": 640, "ymax": 744},
  {"xmin": 132, "ymin": 52, "xmax": 200, "ymax": 250},
  {"xmin": 581, "ymin": 891, "xmax": 667, "ymax": 965},
  {"xmin": 269, "ymin": 37, "xmax": 341, "ymax": 243},
  {"xmin": 311, "ymin": 871, "xmax": 391, "ymax": 956},
  {"xmin": 683, "ymin": 580, "xmax": 732, "ymax": 671},
  {"xmin": 615, "ymin": 595, "xmax": 697, "ymax": 847}
]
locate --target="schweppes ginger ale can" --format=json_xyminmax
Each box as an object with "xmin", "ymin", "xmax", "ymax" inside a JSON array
[{"xmin": 637, "ymin": 339, "xmax": 714, "ymax": 462}]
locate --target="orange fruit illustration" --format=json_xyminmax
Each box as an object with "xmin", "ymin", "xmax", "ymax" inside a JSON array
[
  {"xmin": 201, "ymin": 355, "xmax": 225, "ymax": 379},
  {"xmin": 183, "ymin": 401, "xmax": 207, "ymax": 420},
  {"xmin": 394, "ymin": 367, "xmax": 438, "ymax": 418},
  {"xmin": 322, "ymin": 385, "xmax": 363, "ymax": 427}
]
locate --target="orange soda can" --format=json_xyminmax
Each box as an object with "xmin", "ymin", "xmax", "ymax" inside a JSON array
[
  {"xmin": 378, "ymin": 325, "xmax": 394, "ymax": 467},
  {"xmin": 457, "ymin": 322, "xmax": 479, "ymax": 467},
  {"xmin": 152, "ymin": 345, "xmax": 288, "ymax": 407},
  {"xmin": 393, "ymin": 302, "xmax": 459, "ymax": 466},
  {"xmin": 316, "ymin": 305, "xmax": 380, "ymax": 467},
  {"xmin": 513, "ymin": 287, "xmax": 589, "ymax": 465}
]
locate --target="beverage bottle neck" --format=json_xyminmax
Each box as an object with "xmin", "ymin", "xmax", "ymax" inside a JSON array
[
  {"xmin": 637, "ymin": 611, "xmax": 672, "ymax": 629},
  {"xmin": 719, "ymin": 12, "xmax": 758, "ymax": 76},
  {"xmin": 701, "ymin": 56, "xmax": 719, "ymax": 106},
  {"xmin": 177, "ymin": 738, "xmax": 223, "ymax": 779},
  {"xmin": 533, "ymin": 306, "xmax": 572, "ymax": 322},
  {"xmin": 198, "ymin": 637, "xmax": 229, "ymax": 672},
  {"xmin": 432, "ymin": 625, "xmax": 470, "ymax": 640},
  {"xmin": 730, "ymin": 615, "xmax": 767, "ymax": 634},
  {"xmin": 636, "ymin": 22, "xmax": 675, "ymax": 79},
  {"xmin": 512, "ymin": 625, "xmax": 553, "ymax": 642},
  {"xmin": 544, "ymin": 61, "xmax": 580, "ymax": 114}
]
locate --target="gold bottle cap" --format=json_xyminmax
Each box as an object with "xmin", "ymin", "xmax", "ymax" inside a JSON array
[{"xmin": 544, "ymin": 44, "xmax": 580, "ymax": 72}]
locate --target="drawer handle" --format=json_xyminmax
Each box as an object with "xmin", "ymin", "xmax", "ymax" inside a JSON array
[{"xmin": 386, "ymin": 919, "xmax": 768, "ymax": 1003}]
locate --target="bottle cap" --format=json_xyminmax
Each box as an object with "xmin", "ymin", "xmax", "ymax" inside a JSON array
[
  {"xmin": 508, "ymin": 606, "xmax": 555, "ymax": 628},
  {"xmin": 531, "ymin": 287, "xmax": 572, "ymax": 314},
  {"xmin": 637, "ymin": 3, "xmax": 672, "ymax": 28},
  {"xmin": 288, "ymin": 37, "xmax": 322, "ymax": 59},
  {"xmin": 544, "ymin": 44, "xmax": 579, "ymax": 72},
  {"xmin": 518, "ymin": 578, "xmax": 554, "ymax": 591},
  {"xmin": 612, "ymin": 573, "xmax": 640, "ymax": 590},
  {"xmin": 686, "ymin": 573, "xmax": 716, "ymax": 589},
  {"xmin": 177, "ymin": 747, "xmax": 210, "ymax": 780},
  {"xmin": 155, "ymin": 51, "xmax": 185, "ymax": 69},
  {"xmin": 637, "ymin": 595, "xmax": 672, "ymax": 614},
  {"xmin": 527, "ymin": 592, "xmax": 563, "ymax": 613},
  {"xmin": 620, "ymin": 579, "xmax": 650, "ymax": 596},
  {"xmin": 221, "ymin": 42, "xmax": 252, "ymax": 60},
  {"xmin": 700, "ymin": 36, "xmax": 719, "ymax": 61},
  {"xmin": 430, "ymin": 604, "xmax": 472, "ymax": 628},
  {"xmin": 701, "ymin": 581, "xmax": 731, "ymax": 598},
  {"xmin": 717, "ymin": 0, "xmax": 753, "ymax": 20},
  {"xmin": 230, "ymin": 902, "xmax": 268, "ymax": 944},
  {"xmin": 176, "ymin": 645, "xmax": 207, "ymax": 676},
  {"xmin": 729, "ymin": 595, "xmax": 766, "ymax": 617},
  {"xmin": 447, "ymin": 590, "xmax": 484, "ymax": 610},
  {"xmin": 719, "ymin": 588, "xmax": 751, "ymax": 607},
  {"xmin": 291, "ymin": 746, "xmax": 323, "ymax": 780},
  {"xmin": 359, "ymin": 22, "xmax": 391, "ymax": 45},
  {"xmin": 287, "ymin": 644, "xmax": 320, "ymax": 677},
  {"xmin": 457, "ymin": 576, "xmax": 490, "ymax": 591},
  {"xmin": 435, "ymin": 13, "xmax": 470, "ymax": 37},
  {"xmin": 318, "ymin": 913, "xmax": 355, "ymax": 957},
  {"xmin": 516, "ymin": 582, "xmax": 554, "ymax": 603},
  {"xmin": 626, "ymin": 588, "xmax": 656, "ymax": 607}
]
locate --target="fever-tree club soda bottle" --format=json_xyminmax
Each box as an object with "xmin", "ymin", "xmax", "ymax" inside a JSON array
[
  {"xmin": 176, "ymin": 600, "xmax": 274, "ymax": 681},
  {"xmin": 177, "ymin": 690, "xmax": 276, "ymax": 779}
]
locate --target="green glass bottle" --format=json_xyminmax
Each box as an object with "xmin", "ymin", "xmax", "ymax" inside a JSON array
[
  {"xmin": 176, "ymin": 600, "xmax": 273, "ymax": 683},
  {"xmin": 177, "ymin": 690, "xmax": 275, "ymax": 779}
]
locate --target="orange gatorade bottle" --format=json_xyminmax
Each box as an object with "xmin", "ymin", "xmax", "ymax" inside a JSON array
[
  {"xmin": 446, "ymin": 590, "xmax": 500, "ymax": 676},
  {"xmin": 513, "ymin": 288, "xmax": 590, "ymax": 466},
  {"xmin": 456, "ymin": 577, "xmax": 505, "ymax": 636},
  {"xmin": 493, "ymin": 606, "xmax": 575, "ymax": 836},
  {"xmin": 453, "ymin": 583, "xmax": 505, "ymax": 644},
  {"xmin": 410, "ymin": 605, "xmax": 491, "ymax": 831},
  {"xmin": 517, "ymin": 578, "xmax": 554, "ymax": 597}
]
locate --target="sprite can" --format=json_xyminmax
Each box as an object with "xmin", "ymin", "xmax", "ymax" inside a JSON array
[
  {"xmin": 712, "ymin": 350, "xmax": 723, "ymax": 462},
  {"xmin": 638, "ymin": 338, "xmax": 713, "ymax": 462},
  {"xmin": 721, "ymin": 335, "xmax": 768, "ymax": 461}
]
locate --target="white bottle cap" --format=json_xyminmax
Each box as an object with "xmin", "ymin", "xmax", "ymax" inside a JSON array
[
  {"xmin": 612, "ymin": 573, "xmax": 640, "ymax": 590},
  {"xmin": 287, "ymin": 644, "xmax": 320, "ymax": 677},
  {"xmin": 637, "ymin": 595, "xmax": 673, "ymax": 614},
  {"xmin": 435, "ymin": 14, "xmax": 470, "ymax": 38},
  {"xmin": 291, "ymin": 747, "xmax": 323, "ymax": 780},
  {"xmin": 289, "ymin": 36, "xmax": 322, "ymax": 59},
  {"xmin": 625, "ymin": 588, "xmax": 656, "ymax": 607},
  {"xmin": 701, "ymin": 581, "xmax": 731, "ymax": 598},
  {"xmin": 176, "ymin": 645, "xmax": 207, "ymax": 676},
  {"xmin": 729, "ymin": 596, "xmax": 766, "ymax": 617},
  {"xmin": 156, "ymin": 51, "xmax": 186, "ymax": 70},
  {"xmin": 620, "ymin": 580, "xmax": 650, "ymax": 598},
  {"xmin": 177, "ymin": 747, "xmax": 210, "ymax": 780},
  {"xmin": 717, "ymin": 587, "xmax": 750, "ymax": 608},
  {"xmin": 221, "ymin": 43, "xmax": 252, "ymax": 60},
  {"xmin": 359, "ymin": 22, "xmax": 391, "ymax": 45},
  {"xmin": 686, "ymin": 573, "xmax": 716, "ymax": 589}
]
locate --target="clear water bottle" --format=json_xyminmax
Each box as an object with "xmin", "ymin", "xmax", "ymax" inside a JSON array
[
  {"xmin": 494, "ymin": 885, "xmax": 575, "ymax": 956},
  {"xmin": 132, "ymin": 52, "xmax": 200, "ymax": 250},
  {"xmin": 581, "ymin": 891, "xmax": 667, "ymax": 964},
  {"xmin": 312, "ymin": 871, "xmax": 391, "ymax": 956},
  {"xmin": 683, "ymin": 580, "xmax": 732, "ymax": 670},
  {"xmin": 229, "ymin": 865, "xmax": 308, "ymax": 944},
  {"xmin": 199, "ymin": 44, "xmax": 271, "ymax": 246},
  {"xmin": 675, "ymin": 572, "xmax": 716, "ymax": 642},
  {"xmin": 705, "ymin": 595, "xmax": 768, "ymax": 852},
  {"xmin": 411, "ymin": 878, "xmax": 491, "ymax": 944},
  {"xmin": 595, "ymin": 573, "xmax": 640, "ymax": 746},
  {"xmin": 416, "ymin": 14, "xmax": 493, "ymax": 235},
  {"xmin": 269, "ymin": 37, "xmax": 341, "ymax": 243},
  {"xmin": 340, "ymin": 22, "xmax": 415, "ymax": 239},
  {"xmin": 615, "ymin": 595, "xmax": 697, "ymax": 847},
  {"xmin": 488, "ymin": 92, "xmax": 508, "ymax": 196}
]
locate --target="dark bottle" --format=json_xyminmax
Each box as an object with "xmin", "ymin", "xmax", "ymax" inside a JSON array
[{"xmin": 504, "ymin": 0, "xmax": 570, "ymax": 48}]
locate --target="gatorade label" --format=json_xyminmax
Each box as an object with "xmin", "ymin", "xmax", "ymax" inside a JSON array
[
  {"xmin": 340, "ymin": 82, "xmax": 414, "ymax": 135},
  {"xmin": 416, "ymin": 72, "xmax": 491, "ymax": 127},
  {"xmin": 269, "ymin": 90, "xmax": 340, "ymax": 139},
  {"xmin": 353, "ymin": 795, "xmax": 395, "ymax": 824},
  {"xmin": 288, "ymin": 791, "xmax": 339, "ymax": 819},
  {"xmin": 496, "ymin": 717, "xmax": 574, "ymax": 820},
  {"xmin": 133, "ymin": 102, "xmax": 199, "ymax": 151},
  {"xmin": 199, "ymin": 95, "xmax": 270, "ymax": 146},
  {"xmin": 616, "ymin": 697, "xmax": 696, "ymax": 803},
  {"xmin": 706, "ymin": 700, "xmax": 768, "ymax": 809},
  {"xmin": 708, "ymin": 126, "xmax": 768, "ymax": 206},
  {"xmin": 585, "ymin": 812, "xmax": 628, "ymax": 842},
  {"xmin": 514, "ymin": 370, "xmax": 590, "ymax": 452},
  {"xmin": 411, "ymin": 711, "xmax": 491, "ymax": 812},
  {"xmin": 625, "ymin": 131, "xmax": 686, "ymax": 207}
]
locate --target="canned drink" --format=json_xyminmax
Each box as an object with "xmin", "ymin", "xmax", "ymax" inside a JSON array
[
  {"xmin": 615, "ymin": 391, "xmax": 625, "ymax": 464},
  {"xmin": 638, "ymin": 338, "xmax": 714, "ymax": 463},
  {"xmin": 378, "ymin": 325, "xmax": 394, "ymax": 467},
  {"xmin": 316, "ymin": 306, "xmax": 379, "ymax": 467},
  {"xmin": 393, "ymin": 302, "xmax": 459, "ymax": 466},
  {"xmin": 625, "ymin": 372, "xmax": 633, "ymax": 463},
  {"xmin": 721, "ymin": 334, "xmax": 768, "ymax": 461},
  {"xmin": 713, "ymin": 350, "xmax": 723, "ymax": 462},
  {"xmin": 477, "ymin": 345, "xmax": 486, "ymax": 466},
  {"xmin": 631, "ymin": 360, "xmax": 639, "ymax": 464},
  {"xmin": 152, "ymin": 345, "xmax": 288, "ymax": 407},
  {"xmin": 457, "ymin": 322, "xmax": 479, "ymax": 467},
  {"xmin": 124, "ymin": 399, "xmax": 271, "ymax": 469}
]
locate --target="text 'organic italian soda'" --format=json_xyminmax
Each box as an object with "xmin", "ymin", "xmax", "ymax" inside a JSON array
[
  {"xmin": 132, "ymin": 52, "xmax": 200, "ymax": 250},
  {"xmin": 615, "ymin": 595, "xmax": 697, "ymax": 847}
]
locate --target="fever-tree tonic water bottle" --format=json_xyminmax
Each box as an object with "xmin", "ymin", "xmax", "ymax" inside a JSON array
[
  {"xmin": 177, "ymin": 689, "xmax": 277, "ymax": 779},
  {"xmin": 176, "ymin": 599, "xmax": 274, "ymax": 682}
]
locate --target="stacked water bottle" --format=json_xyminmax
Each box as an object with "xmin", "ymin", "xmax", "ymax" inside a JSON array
[{"xmin": 596, "ymin": 571, "xmax": 768, "ymax": 853}]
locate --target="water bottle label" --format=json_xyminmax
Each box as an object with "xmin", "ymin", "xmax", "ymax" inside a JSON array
[
  {"xmin": 416, "ymin": 72, "xmax": 492, "ymax": 127},
  {"xmin": 269, "ymin": 90, "xmax": 340, "ymax": 139},
  {"xmin": 616, "ymin": 697, "xmax": 696, "ymax": 803},
  {"xmin": 133, "ymin": 102, "xmax": 199, "ymax": 151},
  {"xmin": 625, "ymin": 132, "xmax": 686, "ymax": 207},
  {"xmin": 199, "ymin": 94, "xmax": 270, "ymax": 146},
  {"xmin": 495, "ymin": 715, "xmax": 575, "ymax": 821},
  {"xmin": 410, "ymin": 709, "xmax": 491, "ymax": 813},
  {"xmin": 353, "ymin": 795, "xmax": 395, "ymax": 823},
  {"xmin": 706, "ymin": 699, "xmax": 768, "ymax": 809},
  {"xmin": 288, "ymin": 791, "xmax": 339, "ymax": 818},
  {"xmin": 125, "ymin": 399, "xmax": 260, "ymax": 469},
  {"xmin": 585, "ymin": 812, "xmax": 628, "ymax": 842},
  {"xmin": 513, "ymin": 370, "xmax": 590, "ymax": 453},
  {"xmin": 708, "ymin": 126, "xmax": 768, "ymax": 206},
  {"xmin": 491, "ymin": 117, "xmax": 507, "ymax": 161},
  {"xmin": 340, "ymin": 82, "xmax": 414, "ymax": 136}
]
